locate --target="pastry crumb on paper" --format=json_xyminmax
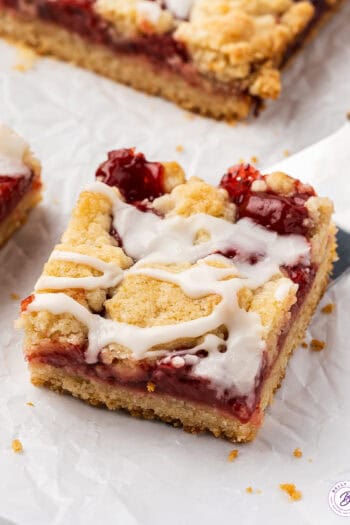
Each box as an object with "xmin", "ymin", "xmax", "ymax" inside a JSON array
[
  {"xmin": 279, "ymin": 484, "xmax": 302, "ymax": 501},
  {"xmin": 228, "ymin": 449, "xmax": 239, "ymax": 462},
  {"xmin": 310, "ymin": 339, "xmax": 326, "ymax": 351},
  {"xmin": 293, "ymin": 448, "xmax": 303, "ymax": 458},
  {"xmin": 12, "ymin": 439, "xmax": 23, "ymax": 453},
  {"xmin": 321, "ymin": 303, "xmax": 335, "ymax": 314}
]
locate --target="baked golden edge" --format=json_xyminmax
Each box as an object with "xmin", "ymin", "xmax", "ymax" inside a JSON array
[
  {"xmin": 0, "ymin": 3, "xmax": 342, "ymax": 121},
  {"xmin": 0, "ymin": 154, "xmax": 42, "ymax": 248},
  {"xmin": 28, "ymin": 231, "xmax": 336, "ymax": 443}
]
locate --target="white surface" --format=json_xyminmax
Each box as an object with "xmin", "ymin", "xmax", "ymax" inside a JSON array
[{"xmin": 0, "ymin": 5, "xmax": 350, "ymax": 523}]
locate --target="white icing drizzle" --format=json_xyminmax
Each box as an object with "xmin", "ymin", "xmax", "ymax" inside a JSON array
[
  {"xmin": 162, "ymin": 0, "xmax": 195, "ymax": 19},
  {"xmin": 137, "ymin": 1, "xmax": 163, "ymax": 24},
  {"xmin": 274, "ymin": 278, "xmax": 295, "ymax": 302},
  {"xmin": 34, "ymin": 251, "xmax": 123, "ymax": 291},
  {"xmin": 29, "ymin": 180, "xmax": 311, "ymax": 396},
  {"xmin": 0, "ymin": 124, "xmax": 31, "ymax": 178}
]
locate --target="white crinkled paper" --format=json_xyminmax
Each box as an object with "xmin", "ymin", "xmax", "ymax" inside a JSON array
[{"xmin": 0, "ymin": 4, "xmax": 350, "ymax": 523}]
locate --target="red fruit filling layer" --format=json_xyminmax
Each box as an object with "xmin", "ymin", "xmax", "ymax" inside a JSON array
[
  {"xmin": 25, "ymin": 258, "xmax": 316, "ymax": 424},
  {"xmin": 96, "ymin": 148, "xmax": 165, "ymax": 204},
  {"xmin": 220, "ymin": 163, "xmax": 315, "ymax": 236},
  {"xmin": 0, "ymin": 173, "xmax": 34, "ymax": 222}
]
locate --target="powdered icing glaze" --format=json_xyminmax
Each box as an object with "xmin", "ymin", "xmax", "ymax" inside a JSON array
[{"xmin": 0, "ymin": 124, "xmax": 31, "ymax": 178}]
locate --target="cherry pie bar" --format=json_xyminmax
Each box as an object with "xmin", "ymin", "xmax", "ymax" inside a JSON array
[
  {"xmin": 20, "ymin": 149, "xmax": 336, "ymax": 441},
  {"xmin": 0, "ymin": 0, "xmax": 341, "ymax": 120},
  {"xmin": 0, "ymin": 124, "xmax": 42, "ymax": 247}
]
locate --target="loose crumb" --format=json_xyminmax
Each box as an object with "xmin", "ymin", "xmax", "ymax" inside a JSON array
[
  {"xmin": 26, "ymin": 401, "xmax": 35, "ymax": 407},
  {"xmin": 250, "ymin": 156, "xmax": 258, "ymax": 164},
  {"xmin": 12, "ymin": 439, "xmax": 23, "ymax": 453},
  {"xmin": 283, "ymin": 149, "xmax": 290, "ymax": 157},
  {"xmin": 347, "ymin": 111, "xmax": 350, "ymax": 121},
  {"xmin": 239, "ymin": 158, "xmax": 245, "ymax": 164},
  {"xmin": 228, "ymin": 449, "xmax": 239, "ymax": 462},
  {"xmin": 146, "ymin": 381, "xmax": 156, "ymax": 393},
  {"xmin": 245, "ymin": 486, "xmax": 262, "ymax": 494},
  {"xmin": 321, "ymin": 303, "xmax": 335, "ymax": 314},
  {"xmin": 310, "ymin": 339, "xmax": 326, "ymax": 352},
  {"xmin": 176, "ymin": 145, "xmax": 184, "ymax": 153},
  {"xmin": 13, "ymin": 45, "xmax": 37, "ymax": 72},
  {"xmin": 293, "ymin": 447, "xmax": 303, "ymax": 458},
  {"xmin": 301, "ymin": 342, "xmax": 308, "ymax": 348},
  {"xmin": 279, "ymin": 483, "xmax": 302, "ymax": 501},
  {"xmin": 308, "ymin": 458, "xmax": 313, "ymax": 463},
  {"xmin": 10, "ymin": 293, "xmax": 20, "ymax": 301}
]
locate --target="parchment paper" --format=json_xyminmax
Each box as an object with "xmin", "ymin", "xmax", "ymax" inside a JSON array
[{"xmin": 0, "ymin": 4, "xmax": 350, "ymax": 523}]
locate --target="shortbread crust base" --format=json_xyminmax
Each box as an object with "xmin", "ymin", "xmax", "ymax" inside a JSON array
[
  {"xmin": 28, "ymin": 234, "xmax": 336, "ymax": 442},
  {"xmin": 0, "ymin": 10, "xmax": 252, "ymax": 121},
  {"xmin": 0, "ymin": 179, "xmax": 42, "ymax": 247}
]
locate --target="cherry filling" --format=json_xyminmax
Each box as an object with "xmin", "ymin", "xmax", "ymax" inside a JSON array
[
  {"xmin": 96, "ymin": 148, "xmax": 166, "ymax": 204},
  {"xmin": 220, "ymin": 163, "xmax": 315, "ymax": 236},
  {"xmin": 0, "ymin": 174, "xmax": 33, "ymax": 222},
  {"xmin": 215, "ymin": 247, "xmax": 263, "ymax": 265}
]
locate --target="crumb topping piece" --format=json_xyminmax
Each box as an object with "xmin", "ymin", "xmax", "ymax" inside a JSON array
[
  {"xmin": 293, "ymin": 447, "xmax": 302, "ymax": 458},
  {"xmin": 228, "ymin": 449, "xmax": 239, "ymax": 462},
  {"xmin": 12, "ymin": 439, "xmax": 23, "ymax": 453},
  {"xmin": 279, "ymin": 483, "xmax": 302, "ymax": 501},
  {"xmin": 310, "ymin": 339, "xmax": 326, "ymax": 352},
  {"xmin": 321, "ymin": 303, "xmax": 335, "ymax": 314}
]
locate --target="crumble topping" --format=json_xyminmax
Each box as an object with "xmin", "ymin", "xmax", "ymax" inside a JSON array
[
  {"xmin": 174, "ymin": 0, "xmax": 314, "ymax": 97},
  {"xmin": 279, "ymin": 483, "xmax": 302, "ymax": 501}
]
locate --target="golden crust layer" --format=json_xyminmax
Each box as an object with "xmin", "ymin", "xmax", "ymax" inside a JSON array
[{"xmin": 28, "ymin": 233, "xmax": 336, "ymax": 442}]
